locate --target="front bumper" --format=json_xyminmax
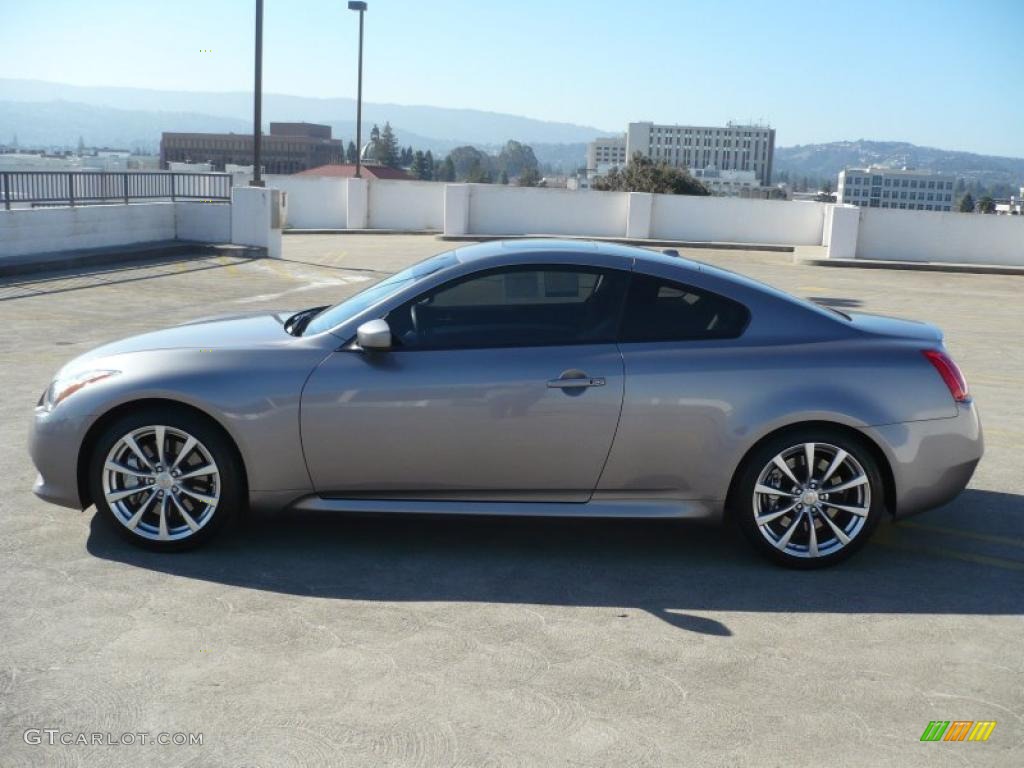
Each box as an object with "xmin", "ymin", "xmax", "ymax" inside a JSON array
[
  {"xmin": 29, "ymin": 405, "xmax": 91, "ymax": 510},
  {"xmin": 863, "ymin": 401, "xmax": 983, "ymax": 518}
]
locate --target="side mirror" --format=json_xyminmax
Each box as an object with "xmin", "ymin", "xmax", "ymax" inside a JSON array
[{"xmin": 356, "ymin": 318, "xmax": 392, "ymax": 351}]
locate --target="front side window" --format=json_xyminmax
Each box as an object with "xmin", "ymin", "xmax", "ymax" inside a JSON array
[
  {"xmin": 387, "ymin": 266, "xmax": 629, "ymax": 350},
  {"xmin": 619, "ymin": 274, "xmax": 749, "ymax": 343}
]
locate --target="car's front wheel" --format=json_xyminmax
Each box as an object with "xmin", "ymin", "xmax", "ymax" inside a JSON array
[
  {"xmin": 733, "ymin": 428, "xmax": 885, "ymax": 568},
  {"xmin": 89, "ymin": 407, "xmax": 242, "ymax": 551}
]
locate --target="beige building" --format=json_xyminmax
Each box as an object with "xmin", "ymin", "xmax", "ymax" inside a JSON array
[{"xmin": 626, "ymin": 121, "xmax": 776, "ymax": 186}]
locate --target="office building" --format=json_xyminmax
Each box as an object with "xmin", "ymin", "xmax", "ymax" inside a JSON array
[
  {"xmin": 585, "ymin": 137, "xmax": 627, "ymax": 173},
  {"xmin": 625, "ymin": 121, "xmax": 775, "ymax": 186},
  {"xmin": 160, "ymin": 122, "xmax": 343, "ymax": 174},
  {"xmin": 837, "ymin": 167, "xmax": 955, "ymax": 211}
]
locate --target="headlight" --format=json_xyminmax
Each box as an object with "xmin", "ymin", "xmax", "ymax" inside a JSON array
[{"xmin": 44, "ymin": 369, "xmax": 120, "ymax": 409}]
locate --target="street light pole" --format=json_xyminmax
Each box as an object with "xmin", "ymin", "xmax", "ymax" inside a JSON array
[
  {"xmin": 251, "ymin": 0, "xmax": 265, "ymax": 186},
  {"xmin": 348, "ymin": 2, "xmax": 367, "ymax": 178}
]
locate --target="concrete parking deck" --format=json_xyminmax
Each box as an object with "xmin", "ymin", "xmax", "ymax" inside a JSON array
[{"xmin": 1, "ymin": 234, "xmax": 1021, "ymax": 767}]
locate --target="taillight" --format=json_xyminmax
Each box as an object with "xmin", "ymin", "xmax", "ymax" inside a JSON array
[{"xmin": 922, "ymin": 349, "xmax": 970, "ymax": 403}]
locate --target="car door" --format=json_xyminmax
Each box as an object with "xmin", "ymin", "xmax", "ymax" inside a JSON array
[
  {"xmin": 598, "ymin": 271, "xmax": 753, "ymax": 500},
  {"xmin": 300, "ymin": 264, "xmax": 630, "ymax": 501}
]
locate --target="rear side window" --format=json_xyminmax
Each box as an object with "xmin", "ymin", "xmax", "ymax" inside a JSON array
[{"xmin": 619, "ymin": 273, "xmax": 749, "ymax": 342}]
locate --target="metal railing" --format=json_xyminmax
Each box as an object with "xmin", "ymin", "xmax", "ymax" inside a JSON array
[{"xmin": 1, "ymin": 171, "xmax": 234, "ymax": 209}]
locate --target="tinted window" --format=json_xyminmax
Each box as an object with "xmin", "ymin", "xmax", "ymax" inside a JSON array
[
  {"xmin": 304, "ymin": 251, "xmax": 458, "ymax": 336},
  {"xmin": 619, "ymin": 274, "xmax": 749, "ymax": 342},
  {"xmin": 387, "ymin": 266, "xmax": 628, "ymax": 350}
]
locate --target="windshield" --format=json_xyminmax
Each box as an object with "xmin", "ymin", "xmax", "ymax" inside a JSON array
[{"xmin": 302, "ymin": 250, "xmax": 459, "ymax": 336}]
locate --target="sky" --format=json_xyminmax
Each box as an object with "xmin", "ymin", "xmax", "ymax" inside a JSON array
[{"xmin": 2, "ymin": 0, "xmax": 1022, "ymax": 156}]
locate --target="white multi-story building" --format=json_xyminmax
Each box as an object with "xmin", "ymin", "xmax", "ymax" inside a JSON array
[
  {"xmin": 625, "ymin": 121, "xmax": 776, "ymax": 186},
  {"xmin": 837, "ymin": 167, "xmax": 955, "ymax": 211},
  {"xmin": 585, "ymin": 136, "xmax": 627, "ymax": 174}
]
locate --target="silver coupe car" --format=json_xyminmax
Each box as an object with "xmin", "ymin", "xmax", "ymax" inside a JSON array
[{"xmin": 29, "ymin": 240, "xmax": 982, "ymax": 567}]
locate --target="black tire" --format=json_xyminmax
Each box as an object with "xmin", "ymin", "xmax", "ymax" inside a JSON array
[
  {"xmin": 89, "ymin": 405, "xmax": 243, "ymax": 552},
  {"xmin": 731, "ymin": 427, "xmax": 885, "ymax": 569}
]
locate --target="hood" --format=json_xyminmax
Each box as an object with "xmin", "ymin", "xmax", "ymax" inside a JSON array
[
  {"xmin": 846, "ymin": 311, "xmax": 943, "ymax": 343},
  {"xmin": 73, "ymin": 310, "xmax": 296, "ymax": 363}
]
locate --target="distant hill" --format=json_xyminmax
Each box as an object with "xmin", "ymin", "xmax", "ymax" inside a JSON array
[
  {"xmin": 775, "ymin": 140, "xmax": 1024, "ymax": 194},
  {"xmin": 0, "ymin": 78, "xmax": 610, "ymax": 147}
]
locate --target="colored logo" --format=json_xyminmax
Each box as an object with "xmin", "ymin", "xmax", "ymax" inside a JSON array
[{"xmin": 920, "ymin": 721, "xmax": 996, "ymax": 742}]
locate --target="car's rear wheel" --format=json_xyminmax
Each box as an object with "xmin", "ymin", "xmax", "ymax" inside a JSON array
[
  {"xmin": 733, "ymin": 428, "xmax": 884, "ymax": 568},
  {"xmin": 89, "ymin": 407, "xmax": 242, "ymax": 551}
]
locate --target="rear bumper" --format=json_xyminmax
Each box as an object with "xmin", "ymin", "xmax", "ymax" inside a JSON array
[{"xmin": 863, "ymin": 401, "xmax": 983, "ymax": 518}]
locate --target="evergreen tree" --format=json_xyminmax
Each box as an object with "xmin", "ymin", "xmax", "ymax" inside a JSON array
[
  {"xmin": 977, "ymin": 196, "xmax": 996, "ymax": 214},
  {"xmin": 442, "ymin": 156, "xmax": 456, "ymax": 182},
  {"xmin": 411, "ymin": 150, "xmax": 432, "ymax": 180},
  {"xmin": 346, "ymin": 141, "xmax": 358, "ymax": 164},
  {"xmin": 372, "ymin": 122, "xmax": 400, "ymax": 168},
  {"xmin": 424, "ymin": 151, "xmax": 434, "ymax": 181},
  {"xmin": 499, "ymin": 170, "xmax": 509, "ymax": 185},
  {"xmin": 958, "ymin": 193, "xmax": 975, "ymax": 213}
]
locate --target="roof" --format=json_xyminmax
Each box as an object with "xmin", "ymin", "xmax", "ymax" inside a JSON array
[{"xmin": 295, "ymin": 164, "xmax": 413, "ymax": 180}]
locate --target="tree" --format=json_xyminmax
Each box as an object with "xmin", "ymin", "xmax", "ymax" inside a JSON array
[
  {"xmin": 496, "ymin": 140, "xmax": 539, "ymax": 178},
  {"xmin": 822, "ymin": 179, "xmax": 834, "ymax": 195},
  {"xmin": 411, "ymin": 150, "xmax": 432, "ymax": 180},
  {"xmin": 369, "ymin": 122, "xmax": 400, "ymax": 168},
  {"xmin": 424, "ymin": 151, "xmax": 434, "ymax": 180},
  {"xmin": 517, "ymin": 167, "xmax": 542, "ymax": 187},
  {"xmin": 439, "ymin": 156, "xmax": 456, "ymax": 182},
  {"xmin": 447, "ymin": 146, "xmax": 492, "ymax": 180},
  {"xmin": 499, "ymin": 170, "xmax": 509, "ymax": 185},
  {"xmin": 346, "ymin": 141, "xmax": 358, "ymax": 164},
  {"xmin": 958, "ymin": 193, "xmax": 975, "ymax": 213},
  {"xmin": 977, "ymin": 196, "xmax": 996, "ymax": 214},
  {"xmin": 592, "ymin": 153, "xmax": 710, "ymax": 196},
  {"xmin": 465, "ymin": 159, "xmax": 492, "ymax": 183}
]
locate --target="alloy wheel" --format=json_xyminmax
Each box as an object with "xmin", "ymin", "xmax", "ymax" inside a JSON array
[
  {"xmin": 751, "ymin": 442, "xmax": 871, "ymax": 559},
  {"xmin": 101, "ymin": 425, "xmax": 221, "ymax": 542}
]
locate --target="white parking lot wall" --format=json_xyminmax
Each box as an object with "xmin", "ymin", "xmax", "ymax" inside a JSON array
[
  {"xmin": 175, "ymin": 203, "xmax": 231, "ymax": 242},
  {"xmin": 263, "ymin": 175, "xmax": 348, "ymax": 229},
  {"xmin": 650, "ymin": 195, "xmax": 827, "ymax": 245},
  {"xmin": 856, "ymin": 208, "xmax": 1024, "ymax": 266},
  {"xmin": 468, "ymin": 185, "xmax": 628, "ymax": 238},
  {"xmin": 368, "ymin": 180, "xmax": 445, "ymax": 231},
  {"xmin": 0, "ymin": 203, "xmax": 176, "ymax": 260}
]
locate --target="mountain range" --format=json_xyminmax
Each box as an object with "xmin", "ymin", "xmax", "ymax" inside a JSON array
[
  {"xmin": 775, "ymin": 141, "xmax": 1024, "ymax": 193},
  {"xmin": 2, "ymin": 79, "xmax": 1022, "ymax": 188},
  {"xmin": 0, "ymin": 79, "xmax": 607, "ymax": 168}
]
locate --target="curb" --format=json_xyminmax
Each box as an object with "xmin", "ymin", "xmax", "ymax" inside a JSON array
[
  {"xmin": 0, "ymin": 241, "xmax": 265, "ymax": 279},
  {"xmin": 796, "ymin": 256, "xmax": 1024, "ymax": 277}
]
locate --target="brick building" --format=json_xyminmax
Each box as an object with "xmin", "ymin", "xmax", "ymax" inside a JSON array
[{"xmin": 160, "ymin": 122, "xmax": 343, "ymax": 174}]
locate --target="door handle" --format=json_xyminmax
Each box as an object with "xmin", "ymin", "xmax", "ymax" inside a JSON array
[{"xmin": 547, "ymin": 376, "xmax": 605, "ymax": 389}]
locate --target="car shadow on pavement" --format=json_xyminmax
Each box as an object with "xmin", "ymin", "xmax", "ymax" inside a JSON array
[{"xmin": 86, "ymin": 488, "xmax": 1023, "ymax": 636}]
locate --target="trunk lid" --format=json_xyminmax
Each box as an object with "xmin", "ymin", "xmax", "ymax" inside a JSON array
[{"xmin": 845, "ymin": 311, "xmax": 943, "ymax": 343}]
